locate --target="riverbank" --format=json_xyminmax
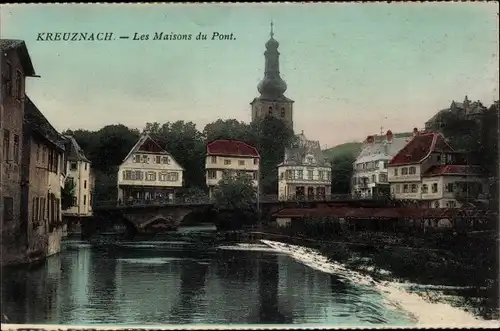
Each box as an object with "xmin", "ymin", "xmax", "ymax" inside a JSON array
[
  {"xmin": 248, "ymin": 227, "xmax": 499, "ymax": 320},
  {"xmin": 2, "ymin": 227, "xmax": 66, "ymax": 269},
  {"xmin": 260, "ymin": 239, "xmax": 499, "ymax": 328}
]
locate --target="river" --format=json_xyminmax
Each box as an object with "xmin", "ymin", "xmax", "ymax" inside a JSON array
[
  {"xmin": 5, "ymin": 226, "xmax": 498, "ymax": 327},
  {"xmin": 0, "ymin": 227, "xmax": 422, "ymax": 327}
]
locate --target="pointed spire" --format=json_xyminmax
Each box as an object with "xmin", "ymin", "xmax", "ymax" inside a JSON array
[{"xmin": 257, "ymin": 21, "xmax": 287, "ymax": 98}]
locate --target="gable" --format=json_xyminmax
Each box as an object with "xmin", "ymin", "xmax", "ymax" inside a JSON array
[
  {"xmin": 122, "ymin": 134, "xmax": 168, "ymax": 163},
  {"xmin": 138, "ymin": 137, "xmax": 168, "ymax": 154},
  {"xmin": 389, "ymin": 132, "xmax": 454, "ymax": 166}
]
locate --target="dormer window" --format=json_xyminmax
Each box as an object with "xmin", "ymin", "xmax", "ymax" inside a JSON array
[
  {"xmin": 280, "ymin": 107, "xmax": 285, "ymax": 117},
  {"xmin": 304, "ymin": 154, "xmax": 315, "ymax": 164},
  {"xmin": 440, "ymin": 153, "xmax": 446, "ymax": 165}
]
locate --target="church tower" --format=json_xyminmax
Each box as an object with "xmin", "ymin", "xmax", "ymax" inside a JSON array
[{"xmin": 251, "ymin": 22, "xmax": 294, "ymax": 130}]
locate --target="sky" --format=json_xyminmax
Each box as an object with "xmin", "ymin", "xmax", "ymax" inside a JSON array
[{"xmin": 1, "ymin": 3, "xmax": 498, "ymax": 148}]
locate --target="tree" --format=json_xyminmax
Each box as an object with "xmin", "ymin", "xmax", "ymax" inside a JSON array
[
  {"xmin": 202, "ymin": 119, "xmax": 252, "ymax": 143},
  {"xmin": 478, "ymin": 102, "xmax": 499, "ymax": 177},
  {"xmin": 176, "ymin": 186, "xmax": 208, "ymax": 202},
  {"xmin": 428, "ymin": 101, "xmax": 499, "ymax": 212},
  {"xmin": 250, "ymin": 115, "xmax": 296, "ymax": 194},
  {"xmin": 61, "ymin": 178, "xmax": 76, "ymax": 210},
  {"xmin": 63, "ymin": 125, "xmax": 140, "ymax": 174},
  {"xmin": 213, "ymin": 171, "xmax": 257, "ymax": 211},
  {"xmin": 92, "ymin": 125, "xmax": 140, "ymax": 172},
  {"xmin": 213, "ymin": 171, "xmax": 259, "ymax": 230},
  {"xmin": 330, "ymin": 153, "xmax": 355, "ymax": 194}
]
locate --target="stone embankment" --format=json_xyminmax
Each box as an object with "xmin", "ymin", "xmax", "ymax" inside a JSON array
[{"xmin": 1, "ymin": 226, "xmax": 65, "ymax": 268}]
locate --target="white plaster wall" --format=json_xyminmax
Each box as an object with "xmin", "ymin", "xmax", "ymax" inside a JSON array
[
  {"xmin": 118, "ymin": 153, "xmax": 184, "ymax": 188},
  {"xmin": 47, "ymin": 227, "xmax": 63, "ymax": 257},
  {"xmin": 205, "ymin": 155, "xmax": 259, "ymax": 171},
  {"xmin": 63, "ymin": 160, "xmax": 92, "ymax": 216}
]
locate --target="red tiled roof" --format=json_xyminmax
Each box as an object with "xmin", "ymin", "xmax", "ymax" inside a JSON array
[
  {"xmin": 273, "ymin": 207, "xmax": 491, "ymax": 219},
  {"xmin": 206, "ymin": 139, "xmax": 259, "ymax": 157},
  {"xmin": 423, "ymin": 165, "xmax": 485, "ymax": 177},
  {"xmin": 389, "ymin": 132, "xmax": 454, "ymax": 166}
]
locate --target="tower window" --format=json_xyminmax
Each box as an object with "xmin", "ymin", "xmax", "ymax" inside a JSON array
[
  {"xmin": 268, "ymin": 106, "xmax": 273, "ymax": 115},
  {"xmin": 280, "ymin": 107, "xmax": 285, "ymax": 117}
]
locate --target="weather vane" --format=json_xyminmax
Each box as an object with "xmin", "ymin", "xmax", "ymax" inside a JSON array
[{"xmin": 270, "ymin": 20, "xmax": 274, "ymax": 38}]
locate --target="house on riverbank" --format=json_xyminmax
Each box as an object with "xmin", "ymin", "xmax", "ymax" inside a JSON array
[
  {"xmin": 351, "ymin": 129, "xmax": 410, "ymax": 198},
  {"xmin": 62, "ymin": 135, "xmax": 94, "ymax": 218},
  {"xmin": 388, "ymin": 131, "xmax": 489, "ymax": 208},
  {"xmin": 277, "ymin": 131, "xmax": 331, "ymax": 200},
  {"xmin": 0, "ymin": 39, "xmax": 39, "ymax": 266},
  {"xmin": 117, "ymin": 133, "xmax": 184, "ymax": 203},
  {"xmin": 205, "ymin": 139, "xmax": 260, "ymax": 200},
  {"xmin": 22, "ymin": 96, "xmax": 67, "ymax": 258}
]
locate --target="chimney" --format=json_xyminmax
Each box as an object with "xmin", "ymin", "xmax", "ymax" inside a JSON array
[
  {"xmin": 413, "ymin": 127, "xmax": 419, "ymax": 137},
  {"xmin": 366, "ymin": 135, "xmax": 374, "ymax": 144},
  {"xmin": 386, "ymin": 130, "xmax": 393, "ymax": 143}
]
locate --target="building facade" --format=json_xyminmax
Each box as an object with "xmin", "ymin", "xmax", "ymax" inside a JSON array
[
  {"xmin": 277, "ymin": 132, "xmax": 331, "ymax": 200},
  {"xmin": 62, "ymin": 135, "xmax": 94, "ymax": 217},
  {"xmin": 205, "ymin": 139, "xmax": 260, "ymax": 199},
  {"xmin": 1, "ymin": 39, "xmax": 37, "ymax": 262},
  {"xmin": 117, "ymin": 133, "xmax": 184, "ymax": 203},
  {"xmin": 388, "ymin": 131, "xmax": 489, "ymax": 208},
  {"xmin": 21, "ymin": 96, "xmax": 66, "ymax": 258},
  {"xmin": 250, "ymin": 23, "xmax": 294, "ymax": 130},
  {"xmin": 351, "ymin": 130, "xmax": 411, "ymax": 198}
]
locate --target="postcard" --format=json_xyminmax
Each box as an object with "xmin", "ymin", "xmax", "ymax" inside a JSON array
[{"xmin": 1, "ymin": 2, "xmax": 499, "ymax": 330}]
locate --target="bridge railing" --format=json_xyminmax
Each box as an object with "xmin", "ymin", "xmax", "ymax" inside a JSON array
[
  {"xmin": 259, "ymin": 193, "xmax": 389, "ymax": 203},
  {"xmin": 93, "ymin": 193, "xmax": 390, "ymax": 209},
  {"xmin": 93, "ymin": 196, "xmax": 212, "ymax": 209}
]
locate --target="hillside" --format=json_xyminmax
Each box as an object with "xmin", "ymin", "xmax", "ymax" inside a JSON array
[
  {"xmin": 323, "ymin": 132, "xmax": 412, "ymax": 160},
  {"xmin": 322, "ymin": 142, "xmax": 362, "ymax": 160}
]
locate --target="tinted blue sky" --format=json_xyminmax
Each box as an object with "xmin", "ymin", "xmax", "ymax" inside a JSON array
[{"xmin": 1, "ymin": 3, "xmax": 498, "ymax": 147}]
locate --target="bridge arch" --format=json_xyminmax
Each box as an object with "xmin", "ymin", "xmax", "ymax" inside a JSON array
[
  {"xmin": 140, "ymin": 216, "xmax": 177, "ymax": 232},
  {"xmin": 177, "ymin": 208, "xmax": 217, "ymax": 227},
  {"xmin": 113, "ymin": 215, "xmax": 139, "ymax": 236}
]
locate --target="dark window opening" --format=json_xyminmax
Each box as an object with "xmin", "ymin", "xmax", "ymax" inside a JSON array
[{"xmin": 3, "ymin": 197, "xmax": 14, "ymax": 223}]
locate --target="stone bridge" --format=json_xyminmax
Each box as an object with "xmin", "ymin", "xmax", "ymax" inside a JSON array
[
  {"xmin": 81, "ymin": 194, "xmax": 393, "ymax": 237},
  {"xmin": 82, "ymin": 203, "xmax": 215, "ymax": 238}
]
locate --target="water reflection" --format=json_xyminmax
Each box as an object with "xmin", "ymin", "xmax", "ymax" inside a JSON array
[
  {"xmin": 1, "ymin": 239, "xmax": 413, "ymax": 326},
  {"xmin": 257, "ymin": 253, "xmax": 290, "ymax": 323},
  {"xmin": 167, "ymin": 259, "xmax": 209, "ymax": 324}
]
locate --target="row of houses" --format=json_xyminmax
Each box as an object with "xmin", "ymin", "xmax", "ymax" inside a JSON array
[
  {"xmin": 351, "ymin": 127, "xmax": 490, "ymax": 209},
  {"xmin": 116, "ymin": 131, "xmax": 333, "ymax": 202},
  {"xmin": 1, "ymin": 39, "xmax": 94, "ymax": 266},
  {"xmin": 116, "ymin": 134, "xmax": 262, "ymax": 202}
]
